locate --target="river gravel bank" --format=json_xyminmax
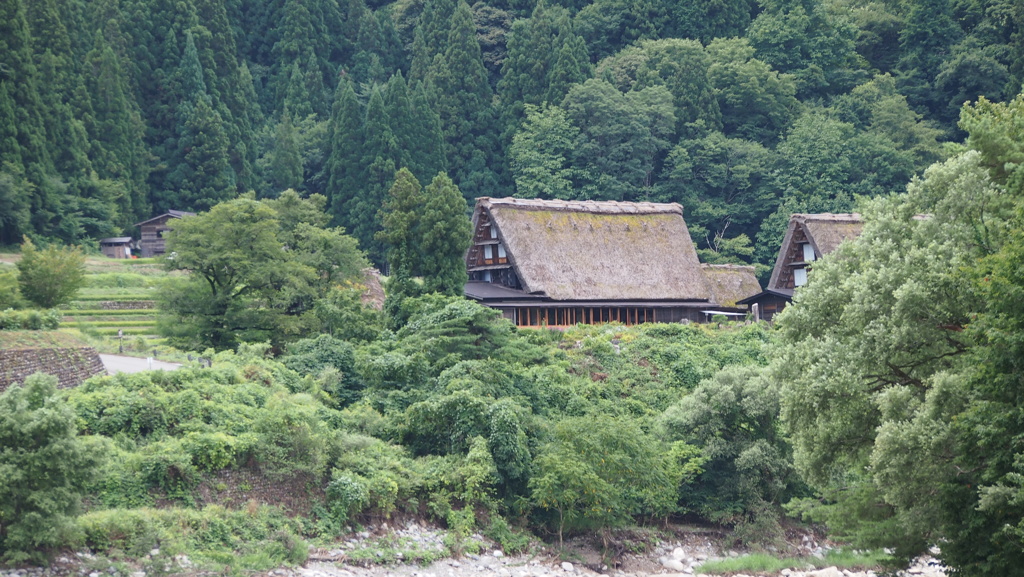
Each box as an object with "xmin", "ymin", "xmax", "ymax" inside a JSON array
[{"xmin": 0, "ymin": 523, "xmax": 946, "ymax": 577}]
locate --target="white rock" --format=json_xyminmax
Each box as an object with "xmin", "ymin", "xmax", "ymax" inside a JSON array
[
  {"xmin": 661, "ymin": 559, "xmax": 686, "ymax": 572},
  {"xmin": 149, "ymin": 549, "xmax": 160, "ymax": 557},
  {"xmin": 561, "ymin": 562, "xmax": 574, "ymax": 572},
  {"xmin": 493, "ymin": 550, "xmax": 504, "ymax": 558},
  {"xmin": 672, "ymin": 548, "xmax": 686, "ymax": 561},
  {"xmin": 807, "ymin": 567, "xmax": 844, "ymax": 577}
]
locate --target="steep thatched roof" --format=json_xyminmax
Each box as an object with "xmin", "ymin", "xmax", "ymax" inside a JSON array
[
  {"xmin": 475, "ymin": 198, "xmax": 711, "ymax": 301},
  {"xmin": 701, "ymin": 264, "xmax": 762, "ymax": 307},
  {"xmin": 768, "ymin": 213, "xmax": 863, "ymax": 290},
  {"xmin": 799, "ymin": 213, "xmax": 864, "ymax": 255}
]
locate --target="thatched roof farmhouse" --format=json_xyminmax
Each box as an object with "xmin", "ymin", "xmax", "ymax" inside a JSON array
[
  {"xmin": 739, "ymin": 213, "xmax": 864, "ymax": 321},
  {"xmin": 463, "ymin": 197, "xmax": 755, "ymax": 327},
  {"xmin": 767, "ymin": 213, "xmax": 864, "ymax": 291}
]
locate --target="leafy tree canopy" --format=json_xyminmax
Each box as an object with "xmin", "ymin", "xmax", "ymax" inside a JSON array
[
  {"xmin": 15, "ymin": 236, "xmax": 85, "ymax": 309},
  {"xmin": 158, "ymin": 190, "xmax": 367, "ymax": 351}
]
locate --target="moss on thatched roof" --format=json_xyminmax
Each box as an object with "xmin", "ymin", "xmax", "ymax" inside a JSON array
[
  {"xmin": 701, "ymin": 264, "xmax": 762, "ymax": 307},
  {"xmin": 475, "ymin": 198, "xmax": 711, "ymax": 301}
]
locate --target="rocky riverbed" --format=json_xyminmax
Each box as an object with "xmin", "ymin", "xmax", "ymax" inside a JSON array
[{"xmin": 0, "ymin": 523, "xmax": 947, "ymax": 577}]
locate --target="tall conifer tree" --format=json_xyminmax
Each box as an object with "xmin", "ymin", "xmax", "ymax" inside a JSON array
[
  {"xmin": 327, "ymin": 80, "xmax": 364, "ymax": 226},
  {"xmin": 424, "ymin": 0, "xmax": 503, "ymax": 201},
  {"xmin": 84, "ymin": 38, "xmax": 151, "ymax": 223},
  {"xmin": 0, "ymin": 0, "xmax": 65, "ymax": 238},
  {"xmin": 354, "ymin": 87, "xmax": 401, "ymax": 265},
  {"xmin": 419, "ymin": 172, "xmax": 471, "ymax": 295},
  {"xmin": 546, "ymin": 31, "xmax": 591, "ymax": 104},
  {"xmin": 268, "ymin": 111, "xmax": 304, "ymax": 193},
  {"xmin": 410, "ymin": 83, "xmax": 447, "ymax": 184},
  {"xmin": 410, "ymin": 0, "xmax": 458, "ymax": 83}
]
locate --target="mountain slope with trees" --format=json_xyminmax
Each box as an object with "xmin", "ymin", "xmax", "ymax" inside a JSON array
[{"xmin": 0, "ymin": 0, "xmax": 1018, "ymax": 273}]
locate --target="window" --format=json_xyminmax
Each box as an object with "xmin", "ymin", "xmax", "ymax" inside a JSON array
[
  {"xmin": 794, "ymin": 267, "xmax": 807, "ymax": 286},
  {"xmin": 802, "ymin": 243, "xmax": 816, "ymax": 262},
  {"xmin": 484, "ymin": 245, "xmax": 493, "ymax": 263},
  {"xmin": 497, "ymin": 244, "xmax": 506, "ymax": 263},
  {"xmin": 490, "ymin": 226, "xmax": 497, "ymax": 239}
]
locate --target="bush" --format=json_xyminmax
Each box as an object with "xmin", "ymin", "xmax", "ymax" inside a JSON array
[
  {"xmin": 0, "ymin": 308, "xmax": 61, "ymax": 330},
  {"xmin": 0, "ymin": 373, "xmax": 105, "ymax": 564},
  {"xmin": 15, "ymin": 237, "xmax": 86, "ymax": 309},
  {"xmin": 658, "ymin": 365, "xmax": 797, "ymax": 545},
  {"xmin": 0, "ymin": 267, "xmax": 22, "ymax": 309},
  {"xmin": 76, "ymin": 505, "xmax": 308, "ymax": 568}
]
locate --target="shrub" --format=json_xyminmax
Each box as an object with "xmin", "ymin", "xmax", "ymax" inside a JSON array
[
  {"xmin": 15, "ymin": 237, "xmax": 86, "ymax": 309},
  {"xmin": 0, "ymin": 267, "xmax": 22, "ymax": 309},
  {"xmin": 182, "ymin": 432, "xmax": 243, "ymax": 471},
  {"xmin": 658, "ymin": 365, "xmax": 796, "ymax": 545},
  {"xmin": 530, "ymin": 415, "xmax": 695, "ymax": 545},
  {"xmin": 76, "ymin": 505, "xmax": 308, "ymax": 568},
  {"xmin": 0, "ymin": 373, "xmax": 105, "ymax": 564},
  {"xmin": 0, "ymin": 308, "xmax": 61, "ymax": 331}
]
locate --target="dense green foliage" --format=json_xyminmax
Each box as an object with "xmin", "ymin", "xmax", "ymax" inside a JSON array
[
  {"xmin": 0, "ymin": 0, "xmax": 1016, "ymax": 272},
  {"xmin": 3, "ymin": 298, "xmax": 789, "ymax": 566},
  {"xmin": 0, "ymin": 308, "xmax": 62, "ymax": 331},
  {"xmin": 157, "ymin": 190, "xmax": 367, "ymax": 350},
  {"xmin": 774, "ymin": 90, "xmax": 1024, "ymax": 575},
  {"xmin": 0, "ymin": 374, "xmax": 104, "ymax": 564},
  {"xmin": 15, "ymin": 237, "xmax": 86, "ymax": 308}
]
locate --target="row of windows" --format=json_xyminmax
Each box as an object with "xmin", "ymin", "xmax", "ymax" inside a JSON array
[{"xmin": 510, "ymin": 307, "xmax": 663, "ymax": 327}]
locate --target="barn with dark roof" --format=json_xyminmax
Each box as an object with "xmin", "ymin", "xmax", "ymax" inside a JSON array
[
  {"xmin": 134, "ymin": 210, "xmax": 195, "ymax": 257},
  {"xmin": 463, "ymin": 197, "xmax": 757, "ymax": 327}
]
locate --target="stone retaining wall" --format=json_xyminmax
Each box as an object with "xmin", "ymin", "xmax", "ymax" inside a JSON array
[
  {"xmin": 99, "ymin": 301, "xmax": 155, "ymax": 310},
  {"xmin": 0, "ymin": 347, "xmax": 106, "ymax": 393}
]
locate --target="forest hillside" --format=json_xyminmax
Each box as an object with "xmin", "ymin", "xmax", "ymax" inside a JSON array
[{"xmin": 2, "ymin": 0, "xmax": 1021, "ymax": 268}]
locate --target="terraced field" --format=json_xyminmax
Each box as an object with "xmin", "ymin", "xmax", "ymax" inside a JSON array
[{"xmin": 61, "ymin": 257, "xmax": 172, "ymax": 347}]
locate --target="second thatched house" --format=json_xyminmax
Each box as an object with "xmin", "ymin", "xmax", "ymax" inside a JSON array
[
  {"xmin": 463, "ymin": 197, "xmax": 756, "ymax": 327},
  {"xmin": 739, "ymin": 213, "xmax": 864, "ymax": 320}
]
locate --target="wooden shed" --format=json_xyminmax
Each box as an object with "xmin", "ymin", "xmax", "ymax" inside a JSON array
[
  {"xmin": 463, "ymin": 197, "xmax": 746, "ymax": 327},
  {"xmin": 134, "ymin": 210, "xmax": 195, "ymax": 257},
  {"xmin": 99, "ymin": 237, "xmax": 133, "ymax": 259}
]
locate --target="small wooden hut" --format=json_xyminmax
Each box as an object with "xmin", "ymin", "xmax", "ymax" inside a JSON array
[
  {"xmin": 463, "ymin": 197, "xmax": 747, "ymax": 327},
  {"xmin": 134, "ymin": 210, "xmax": 195, "ymax": 257},
  {"xmin": 99, "ymin": 237, "xmax": 133, "ymax": 259}
]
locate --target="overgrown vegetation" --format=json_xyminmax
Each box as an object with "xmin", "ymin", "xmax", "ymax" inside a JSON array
[{"xmin": 1, "ymin": 296, "xmax": 791, "ymax": 570}]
